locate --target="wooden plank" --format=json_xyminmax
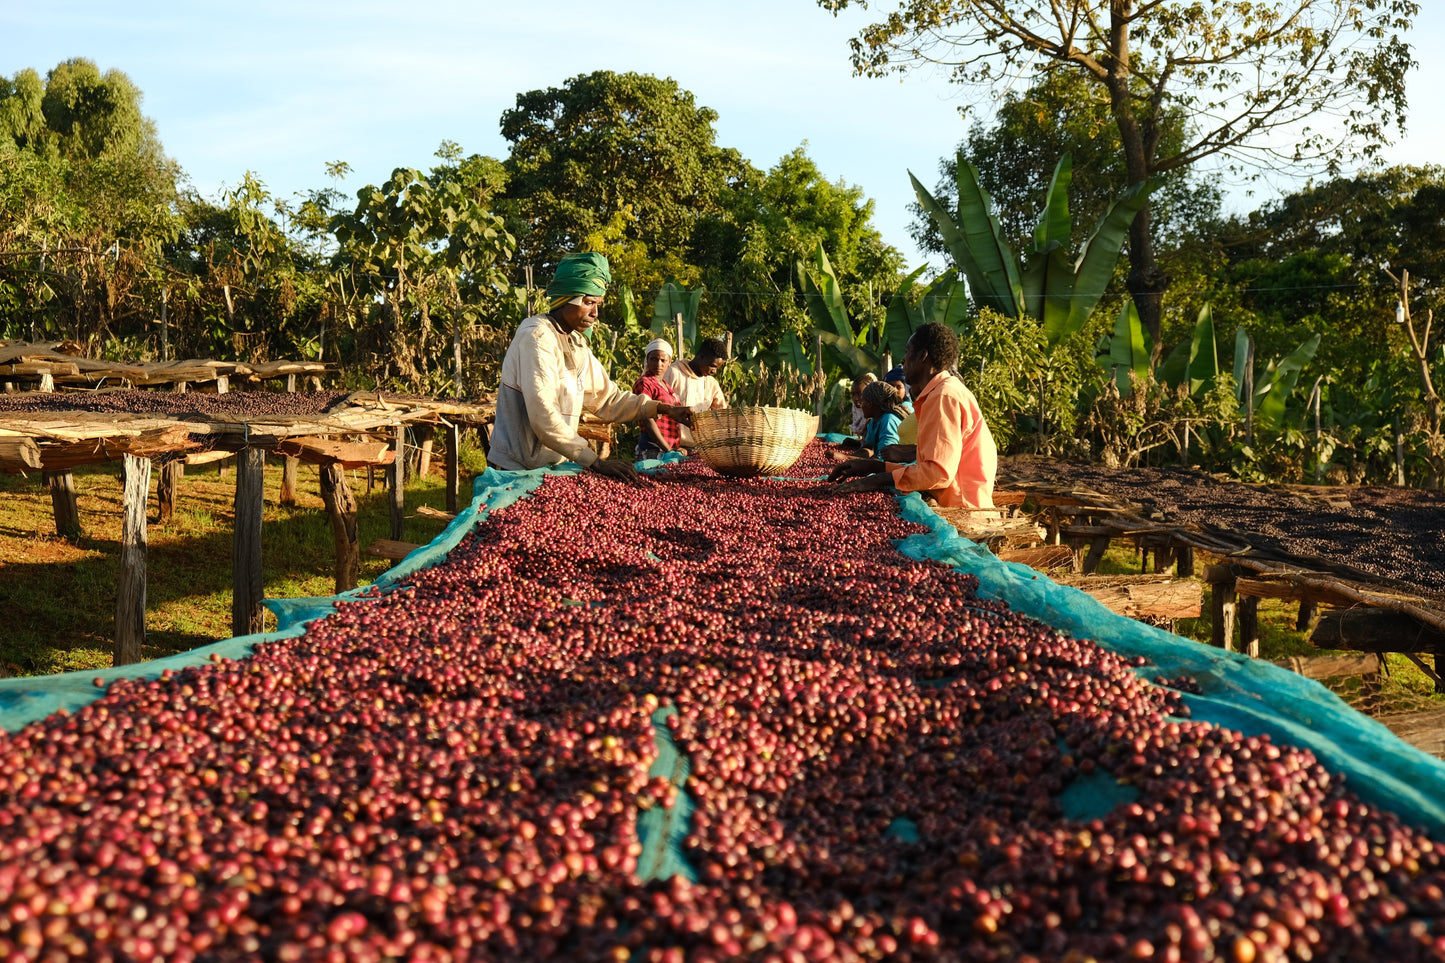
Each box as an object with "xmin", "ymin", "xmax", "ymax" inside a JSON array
[
  {"xmin": 1273, "ymin": 651, "xmax": 1381, "ymax": 680},
  {"xmin": 115, "ymin": 454, "xmax": 149, "ymax": 666},
  {"xmin": 1077, "ymin": 579, "xmax": 1202, "ymax": 620},
  {"xmin": 184, "ymin": 449, "xmax": 233, "ymax": 467},
  {"xmin": 232, "ymin": 448, "xmax": 265, "ymax": 637},
  {"xmin": 415, "ymin": 505, "xmax": 456, "ymax": 521},
  {"xmin": 273, "ymin": 437, "xmax": 395, "ymax": 469},
  {"xmin": 996, "ymin": 545, "xmax": 1075, "ymax": 571},
  {"xmin": 1375, "ymin": 708, "xmax": 1445, "ymax": 759},
  {"xmin": 320, "ymin": 463, "xmax": 359, "ymax": 592},
  {"xmin": 0, "ymin": 436, "xmax": 42, "ymax": 471},
  {"xmin": 46, "ymin": 470, "xmax": 82, "ymax": 539},
  {"xmin": 1311, "ymin": 608, "xmax": 1445, "ymax": 654},
  {"xmin": 366, "ymin": 538, "xmax": 421, "ymax": 562}
]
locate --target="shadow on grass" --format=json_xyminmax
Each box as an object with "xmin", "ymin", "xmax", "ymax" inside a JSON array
[{"xmin": 0, "ymin": 465, "xmax": 459, "ymax": 676}]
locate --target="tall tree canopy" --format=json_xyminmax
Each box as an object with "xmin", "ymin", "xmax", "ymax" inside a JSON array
[
  {"xmin": 498, "ymin": 71, "xmax": 747, "ymax": 280},
  {"xmin": 820, "ymin": 0, "xmax": 1419, "ymax": 354}
]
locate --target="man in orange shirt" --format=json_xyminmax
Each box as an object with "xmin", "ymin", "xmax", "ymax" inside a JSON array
[{"xmin": 825, "ymin": 322, "xmax": 997, "ymax": 509}]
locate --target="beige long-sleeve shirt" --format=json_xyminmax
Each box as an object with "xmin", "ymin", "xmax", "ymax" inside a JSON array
[{"xmin": 489, "ymin": 315, "xmax": 660, "ymax": 471}]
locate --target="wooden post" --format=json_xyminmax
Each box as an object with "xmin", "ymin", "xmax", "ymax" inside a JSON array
[
  {"xmin": 1207, "ymin": 564, "xmax": 1238, "ymax": 651},
  {"xmin": 231, "ymin": 448, "xmax": 265, "ymax": 637},
  {"xmin": 319, "ymin": 463, "xmax": 359, "ymax": 593},
  {"xmin": 416, "ymin": 424, "xmax": 436, "ymax": 478},
  {"xmin": 1296, "ymin": 600, "xmax": 1318, "ymax": 632},
  {"xmin": 286, "ymin": 373, "xmax": 297, "ymax": 393},
  {"xmin": 156, "ymin": 457, "xmax": 183, "ymax": 524},
  {"xmin": 160, "ymin": 287, "xmax": 170, "ymax": 362},
  {"xmin": 1081, "ymin": 534, "xmax": 1111, "ymax": 575},
  {"xmin": 390, "ymin": 423, "xmax": 405, "ymax": 541},
  {"xmin": 723, "ymin": 332, "xmax": 733, "ymax": 360},
  {"xmin": 675, "ymin": 313, "xmax": 685, "ymax": 362},
  {"xmin": 1238, "ymin": 596, "xmax": 1260, "ymax": 659},
  {"xmin": 881, "ymin": 351, "xmax": 893, "ymax": 376},
  {"xmin": 39, "ymin": 372, "xmax": 54, "ymax": 393},
  {"xmin": 453, "ymin": 317, "xmax": 464, "ymax": 399},
  {"xmin": 1243, "ymin": 337, "xmax": 1255, "ymax": 446},
  {"xmin": 115, "ymin": 454, "xmax": 150, "ymax": 666},
  {"xmin": 45, "ymin": 470, "xmax": 83, "ymax": 539},
  {"xmin": 814, "ymin": 332, "xmax": 825, "ymax": 416},
  {"xmin": 1395, "ymin": 419, "xmax": 1407, "ymax": 486},
  {"xmin": 215, "ymin": 375, "xmax": 229, "ymax": 394},
  {"xmin": 279, "ymin": 456, "xmax": 299, "ymax": 507},
  {"xmin": 1152, "ymin": 542, "xmax": 1175, "ymax": 575},
  {"xmin": 445, "ymin": 423, "xmax": 460, "ymax": 516}
]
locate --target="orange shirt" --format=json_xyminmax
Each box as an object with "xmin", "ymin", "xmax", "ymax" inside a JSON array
[{"xmin": 886, "ymin": 371, "xmax": 997, "ymax": 509}]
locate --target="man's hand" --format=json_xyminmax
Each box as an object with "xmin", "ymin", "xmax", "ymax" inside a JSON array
[
  {"xmin": 587, "ymin": 459, "xmax": 643, "ymax": 484},
  {"xmin": 877, "ymin": 444, "xmax": 916, "ymax": 463},
  {"xmin": 831, "ymin": 473, "xmax": 896, "ymax": 494},
  {"xmin": 828, "ymin": 457, "xmax": 884, "ymax": 483},
  {"xmin": 658, "ymin": 403, "xmax": 693, "ymax": 426}
]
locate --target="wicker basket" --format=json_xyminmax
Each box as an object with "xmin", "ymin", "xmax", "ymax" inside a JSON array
[{"xmin": 691, "ymin": 406, "xmax": 819, "ymax": 478}]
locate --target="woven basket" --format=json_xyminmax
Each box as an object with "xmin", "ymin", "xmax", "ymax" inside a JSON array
[{"xmin": 691, "ymin": 406, "xmax": 819, "ymax": 478}]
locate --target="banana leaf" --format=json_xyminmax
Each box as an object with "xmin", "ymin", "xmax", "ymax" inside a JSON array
[
  {"xmin": 1157, "ymin": 337, "xmax": 1192, "ymax": 390},
  {"xmin": 883, "ymin": 265, "xmax": 929, "ymax": 364},
  {"xmin": 1057, "ymin": 180, "xmax": 1149, "ymax": 347},
  {"xmin": 650, "ymin": 281, "xmax": 701, "ymax": 353},
  {"xmin": 817, "ymin": 331, "xmax": 881, "ymax": 379},
  {"xmin": 618, "ymin": 283, "xmax": 641, "ymax": 332},
  {"xmin": 1021, "ymin": 243, "xmax": 1073, "ymax": 343},
  {"xmin": 911, "ymin": 167, "xmax": 1022, "ymax": 317},
  {"xmin": 1187, "ymin": 304, "xmax": 1219, "ymax": 395},
  {"xmin": 798, "ymin": 245, "xmax": 854, "ymax": 345},
  {"xmin": 921, "ymin": 276, "xmax": 971, "ymax": 332},
  {"xmin": 778, "ymin": 331, "xmax": 812, "ymax": 376},
  {"xmin": 1233, "ymin": 327, "xmax": 1252, "ymax": 404},
  {"xmin": 1254, "ymin": 334, "xmax": 1321, "ymax": 430},
  {"xmin": 1100, "ymin": 301, "xmax": 1151, "ymax": 397},
  {"xmin": 1032, "ymin": 154, "xmax": 1073, "ymax": 255}
]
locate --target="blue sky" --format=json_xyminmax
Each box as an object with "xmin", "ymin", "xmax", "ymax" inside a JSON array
[{"xmin": 5, "ymin": 0, "xmax": 1442, "ymax": 270}]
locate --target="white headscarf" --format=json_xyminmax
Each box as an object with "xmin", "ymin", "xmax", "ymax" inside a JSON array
[{"xmin": 644, "ymin": 338, "xmax": 673, "ymax": 359}]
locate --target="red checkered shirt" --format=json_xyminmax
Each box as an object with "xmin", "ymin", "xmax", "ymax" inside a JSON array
[{"xmin": 633, "ymin": 375, "xmax": 683, "ymax": 449}]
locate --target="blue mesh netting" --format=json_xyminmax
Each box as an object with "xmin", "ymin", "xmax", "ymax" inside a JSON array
[{"xmin": 891, "ymin": 491, "xmax": 1445, "ymax": 830}]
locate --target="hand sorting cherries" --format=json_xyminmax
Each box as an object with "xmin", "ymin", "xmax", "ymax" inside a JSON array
[{"xmin": 0, "ymin": 442, "xmax": 1442, "ymax": 962}]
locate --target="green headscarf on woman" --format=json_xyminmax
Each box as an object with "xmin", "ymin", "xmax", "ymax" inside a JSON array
[{"xmin": 546, "ymin": 252, "xmax": 612, "ymax": 310}]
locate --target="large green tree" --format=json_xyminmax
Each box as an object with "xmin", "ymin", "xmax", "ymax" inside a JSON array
[
  {"xmin": 499, "ymin": 71, "xmax": 747, "ymax": 284},
  {"xmin": 691, "ymin": 146, "xmax": 905, "ymax": 338},
  {"xmin": 0, "ymin": 59, "xmax": 181, "ymax": 345},
  {"xmin": 820, "ymin": 0, "xmax": 1419, "ymax": 355}
]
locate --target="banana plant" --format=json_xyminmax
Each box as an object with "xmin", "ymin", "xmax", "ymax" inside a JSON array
[
  {"xmin": 883, "ymin": 269, "xmax": 969, "ymax": 364},
  {"xmin": 1233, "ymin": 326, "xmax": 1323, "ymax": 431},
  {"xmin": 650, "ymin": 280, "xmax": 702, "ymax": 356},
  {"xmin": 794, "ymin": 243, "xmax": 881, "ymax": 379},
  {"xmin": 911, "ymin": 152, "xmax": 1148, "ymax": 353},
  {"xmin": 1157, "ymin": 304, "xmax": 1220, "ymax": 396},
  {"xmin": 1095, "ymin": 301, "xmax": 1152, "ymax": 397}
]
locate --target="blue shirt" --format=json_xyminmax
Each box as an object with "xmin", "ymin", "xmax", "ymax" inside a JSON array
[{"xmin": 863, "ymin": 412, "xmax": 902, "ymax": 453}]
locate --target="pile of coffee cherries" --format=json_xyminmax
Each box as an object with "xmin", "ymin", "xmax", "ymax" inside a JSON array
[{"xmin": 0, "ymin": 445, "xmax": 1442, "ymax": 962}]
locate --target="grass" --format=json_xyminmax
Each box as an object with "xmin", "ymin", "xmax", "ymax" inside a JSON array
[
  {"xmin": 0, "ymin": 450, "xmax": 478, "ymax": 677},
  {"xmin": 1092, "ymin": 540, "xmax": 1445, "ymax": 717}
]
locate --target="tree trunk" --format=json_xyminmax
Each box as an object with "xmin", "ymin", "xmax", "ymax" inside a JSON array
[
  {"xmin": 390, "ymin": 424, "xmax": 405, "ymax": 541},
  {"xmin": 157, "ymin": 458, "xmax": 183, "ymax": 525}
]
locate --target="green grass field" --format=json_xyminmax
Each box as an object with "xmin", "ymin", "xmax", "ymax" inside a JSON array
[{"xmin": 0, "ymin": 452, "xmax": 476, "ymax": 676}]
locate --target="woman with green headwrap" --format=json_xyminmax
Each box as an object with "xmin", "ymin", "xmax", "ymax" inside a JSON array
[{"xmin": 490, "ymin": 252, "xmax": 693, "ymax": 479}]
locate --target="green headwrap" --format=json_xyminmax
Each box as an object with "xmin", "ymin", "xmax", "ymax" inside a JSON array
[{"xmin": 545, "ymin": 252, "xmax": 612, "ymax": 299}]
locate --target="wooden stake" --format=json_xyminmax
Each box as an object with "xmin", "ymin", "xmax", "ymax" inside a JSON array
[
  {"xmin": 279, "ymin": 456, "xmax": 299, "ymax": 507},
  {"xmin": 115, "ymin": 454, "xmax": 149, "ymax": 666},
  {"xmin": 46, "ymin": 470, "xmax": 83, "ymax": 539},
  {"xmin": 1207, "ymin": 564, "xmax": 1238, "ymax": 651},
  {"xmin": 319, "ymin": 463, "xmax": 359, "ymax": 593},
  {"xmin": 390, "ymin": 424, "xmax": 405, "ymax": 541},
  {"xmin": 416, "ymin": 425, "xmax": 436, "ymax": 478},
  {"xmin": 232, "ymin": 448, "xmax": 265, "ymax": 637},
  {"xmin": 814, "ymin": 332, "xmax": 824, "ymax": 416},
  {"xmin": 675, "ymin": 313, "xmax": 685, "ymax": 361},
  {"xmin": 160, "ymin": 287, "xmax": 170, "ymax": 362},
  {"xmin": 1238, "ymin": 596, "xmax": 1260, "ymax": 659},
  {"xmin": 445, "ymin": 423, "xmax": 460, "ymax": 516},
  {"xmin": 157, "ymin": 458, "xmax": 183, "ymax": 525}
]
